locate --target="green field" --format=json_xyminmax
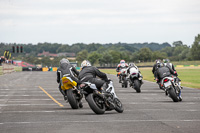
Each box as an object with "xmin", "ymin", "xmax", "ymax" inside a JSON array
[{"xmin": 100, "ymin": 67, "xmax": 200, "ymax": 89}]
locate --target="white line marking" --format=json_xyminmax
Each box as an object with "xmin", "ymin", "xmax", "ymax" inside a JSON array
[
  {"xmin": 0, "ymin": 104, "xmax": 60, "ymax": 106},
  {"xmin": 1, "ymin": 119, "xmax": 200, "ymax": 124},
  {"xmin": 0, "ymin": 95, "xmax": 61, "ymax": 96}
]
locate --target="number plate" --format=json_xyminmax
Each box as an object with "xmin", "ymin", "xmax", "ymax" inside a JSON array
[{"xmin": 164, "ymin": 81, "xmax": 171, "ymax": 87}]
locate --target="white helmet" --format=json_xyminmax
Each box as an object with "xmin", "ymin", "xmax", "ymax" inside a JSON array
[
  {"xmin": 81, "ymin": 60, "xmax": 91, "ymax": 68},
  {"xmin": 60, "ymin": 58, "xmax": 69, "ymax": 65}
]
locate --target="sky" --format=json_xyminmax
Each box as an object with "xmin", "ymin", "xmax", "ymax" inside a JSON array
[{"xmin": 0, "ymin": 0, "xmax": 200, "ymax": 46}]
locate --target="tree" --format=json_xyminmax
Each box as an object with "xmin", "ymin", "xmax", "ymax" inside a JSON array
[
  {"xmin": 99, "ymin": 52, "xmax": 113, "ymax": 65},
  {"xmin": 88, "ymin": 52, "xmax": 101, "ymax": 65},
  {"xmin": 76, "ymin": 50, "xmax": 88, "ymax": 62},
  {"xmin": 138, "ymin": 48, "xmax": 153, "ymax": 62},
  {"xmin": 190, "ymin": 34, "xmax": 200, "ymax": 60},
  {"xmin": 152, "ymin": 51, "xmax": 167, "ymax": 61},
  {"xmin": 172, "ymin": 41, "xmax": 183, "ymax": 47},
  {"xmin": 109, "ymin": 50, "xmax": 121, "ymax": 63}
]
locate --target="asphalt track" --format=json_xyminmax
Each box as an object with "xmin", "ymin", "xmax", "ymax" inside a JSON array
[{"xmin": 0, "ymin": 71, "xmax": 200, "ymax": 133}]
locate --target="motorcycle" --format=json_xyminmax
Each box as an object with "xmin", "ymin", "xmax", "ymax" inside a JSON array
[
  {"xmin": 80, "ymin": 80, "xmax": 124, "ymax": 114},
  {"xmin": 120, "ymin": 68, "xmax": 128, "ymax": 88},
  {"xmin": 128, "ymin": 67, "xmax": 143, "ymax": 93},
  {"xmin": 159, "ymin": 76, "xmax": 182, "ymax": 102},
  {"xmin": 61, "ymin": 76, "xmax": 83, "ymax": 109}
]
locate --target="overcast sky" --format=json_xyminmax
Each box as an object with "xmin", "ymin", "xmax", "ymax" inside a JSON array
[{"xmin": 0, "ymin": 0, "xmax": 200, "ymax": 46}]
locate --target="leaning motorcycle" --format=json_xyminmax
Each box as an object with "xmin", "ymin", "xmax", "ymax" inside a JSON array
[
  {"xmin": 120, "ymin": 68, "xmax": 128, "ymax": 88},
  {"xmin": 159, "ymin": 76, "xmax": 182, "ymax": 102},
  {"xmin": 80, "ymin": 80, "xmax": 124, "ymax": 114},
  {"xmin": 128, "ymin": 67, "xmax": 142, "ymax": 93},
  {"xmin": 61, "ymin": 76, "xmax": 83, "ymax": 109}
]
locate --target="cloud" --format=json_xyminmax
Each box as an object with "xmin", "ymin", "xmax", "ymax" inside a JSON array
[{"xmin": 0, "ymin": 0, "xmax": 199, "ymax": 45}]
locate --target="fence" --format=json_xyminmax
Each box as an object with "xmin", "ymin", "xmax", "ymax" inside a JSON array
[{"xmin": 0, "ymin": 64, "xmax": 22, "ymax": 75}]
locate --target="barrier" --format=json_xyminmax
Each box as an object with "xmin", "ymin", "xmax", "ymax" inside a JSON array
[
  {"xmin": 175, "ymin": 65, "xmax": 200, "ymax": 67},
  {"xmin": 42, "ymin": 67, "xmax": 48, "ymax": 71},
  {"xmin": 52, "ymin": 67, "xmax": 57, "ymax": 71},
  {"xmin": 2, "ymin": 64, "xmax": 15, "ymax": 74}
]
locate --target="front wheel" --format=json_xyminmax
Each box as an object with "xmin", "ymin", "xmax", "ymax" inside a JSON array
[
  {"xmin": 66, "ymin": 89, "xmax": 79, "ymax": 109},
  {"xmin": 133, "ymin": 79, "xmax": 141, "ymax": 93},
  {"xmin": 168, "ymin": 86, "xmax": 179, "ymax": 102},
  {"xmin": 114, "ymin": 98, "xmax": 124, "ymax": 113},
  {"xmin": 87, "ymin": 93, "xmax": 105, "ymax": 114}
]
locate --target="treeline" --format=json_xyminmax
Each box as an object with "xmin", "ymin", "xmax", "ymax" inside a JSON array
[{"xmin": 0, "ymin": 34, "xmax": 200, "ymax": 67}]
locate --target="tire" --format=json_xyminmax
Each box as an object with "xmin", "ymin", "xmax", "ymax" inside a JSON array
[
  {"xmin": 114, "ymin": 98, "xmax": 124, "ymax": 113},
  {"xmin": 66, "ymin": 89, "xmax": 79, "ymax": 109},
  {"xmin": 134, "ymin": 79, "xmax": 141, "ymax": 93},
  {"xmin": 87, "ymin": 93, "xmax": 105, "ymax": 114},
  {"xmin": 121, "ymin": 83, "xmax": 124, "ymax": 88},
  {"xmin": 168, "ymin": 86, "xmax": 179, "ymax": 102},
  {"xmin": 124, "ymin": 80, "xmax": 128, "ymax": 88}
]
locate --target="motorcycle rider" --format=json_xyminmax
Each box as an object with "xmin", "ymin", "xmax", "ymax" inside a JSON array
[
  {"xmin": 127, "ymin": 63, "xmax": 143, "ymax": 85},
  {"xmin": 163, "ymin": 59, "xmax": 176, "ymax": 71},
  {"xmin": 152, "ymin": 59, "xmax": 161, "ymax": 79},
  {"xmin": 116, "ymin": 60, "xmax": 129, "ymax": 83},
  {"xmin": 57, "ymin": 58, "xmax": 81, "ymax": 102},
  {"xmin": 155, "ymin": 62, "xmax": 176, "ymax": 89},
  {"xmin": 127, "ymin": 63, "xmax": 143, "ymax": 78},
  {"xmin": 78, "ymin": 60, "xmax": 109, "ymax": 96}
]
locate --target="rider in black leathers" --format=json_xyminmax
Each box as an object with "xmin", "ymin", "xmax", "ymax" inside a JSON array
[
  {"xmin": 152, "ymin": 59, "xmax": 161, "ymax": 79},
  {"xmin": 78, "ymin": 60, "xmax": 109, "ymax": 93},
  {"xmin": 155, "ymin": 63, "xmax": 176, "ymax": 84},
  {"xmin": 57, "ymin": 58, "xmax": 81, "ymax": 101}
]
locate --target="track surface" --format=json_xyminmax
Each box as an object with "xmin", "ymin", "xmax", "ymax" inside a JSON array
[{"xmin": 0, "ymin": 71, "xmax": 200, "ymax": 133}]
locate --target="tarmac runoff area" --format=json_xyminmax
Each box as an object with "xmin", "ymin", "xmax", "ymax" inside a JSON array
[{"xmin": 0, "ymin": 71, "xmax": 200, "ymax": 133}]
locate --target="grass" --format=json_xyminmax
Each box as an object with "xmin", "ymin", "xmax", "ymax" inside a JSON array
[
  {"xmin": 100, "ymin": 67, "xmax": 200, "ymax": 89},
  {"xmin": 135, "ymin": 60, "xmax": 200, "ymax": 66}
]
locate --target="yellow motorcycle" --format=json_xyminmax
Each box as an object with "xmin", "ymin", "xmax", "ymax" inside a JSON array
[{"xmin": 61, "ymin": 76, "xmax": 83, "ymax": 109}]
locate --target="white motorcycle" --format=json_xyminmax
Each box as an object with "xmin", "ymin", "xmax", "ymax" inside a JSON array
[
  {"xmin": 80, "ymin": 80, "xmax": 124, "ymax": 114},
  {"xmin": 160, "ymin": 76, "xmax": 182, "ymax": 102},
  {"xmin": 128, "ymin": 67, "xmax": 143, "ymax": 93},
  {"xmin": 120, "ymin": 68, "xmax": 128, "ymax": 88}
]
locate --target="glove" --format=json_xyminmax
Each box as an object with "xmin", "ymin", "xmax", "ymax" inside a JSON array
[{"xmin": 105, "ymin": 78, "xmax": 111, "ymax": 83}]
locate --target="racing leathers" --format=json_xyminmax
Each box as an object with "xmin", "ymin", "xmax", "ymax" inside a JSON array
[
  {"xmin": 155, "ymin": 66, "xmax": 175, "ymax": 83},
  {"xmin": 116, "ymin": 63, "xmax": 128, "ymax": 83},
  {"xmin": 152, "ymin": 63, "xmax": 159, "ymax": 78},
  {"xmin": 78, "ymin": 66, "xmax": 109, "ymax": 91}
]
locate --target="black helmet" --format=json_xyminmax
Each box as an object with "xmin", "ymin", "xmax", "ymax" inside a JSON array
[{"xmin": 157, "ymin": 62, "xmax": 164, "ymax": 68}]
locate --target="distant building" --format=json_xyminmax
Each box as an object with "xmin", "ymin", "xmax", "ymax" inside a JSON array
[
  {"xmin": 37, "ymin": 51, "xmax": 76, "ymax": 57},
  {"xmin": 57, "ymin": 52, "xmax": 76, "ymax": 57},
  {"xmin": 37, "ymin": 51, "xmax": 57, "ymax": 57}
]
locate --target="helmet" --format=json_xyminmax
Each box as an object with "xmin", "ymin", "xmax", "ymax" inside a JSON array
[
  {"xmin": 163, "ymin": 59, "xmax": 170, "ymax": 63},
  {"xmin": 129, "ymin": 63, "xmax": 135, "ymax": 67},
  {"xmin": 120, "ymin": 60, "xmax": 125, "ymax": 64},
  {"xmin": 157, "ymin": 62, "xmax": 164, "ymax": 68},
  {"xmin": 156, "ymin": 59, "xmax": 161, "ymax": 64},
  {"xmin": 81, "ymin": 60, "xmax": 91, "ymax": 68},
  {"xmin": 60, "ymin": 58, "xmax": 69, "ymax": 65}
]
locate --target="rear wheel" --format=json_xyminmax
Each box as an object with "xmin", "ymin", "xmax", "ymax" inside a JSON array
[
  {"xmin": 134, "ymin": 79, "xmax": 141, "ymax": 93},
  {"xmin": 168, "ymin": 86, "xmax": 179, "ymax": 102},
  {"xmin": 114, "ymin": 98, "xmax": 124, "ymax": 113},
  {"xmin": 87, "ymin": 93, "xmax": 105, "ymax": 114},
  {"xmin": 67, "ymin": 89, "xmax": 79, "ymax": 109}
]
